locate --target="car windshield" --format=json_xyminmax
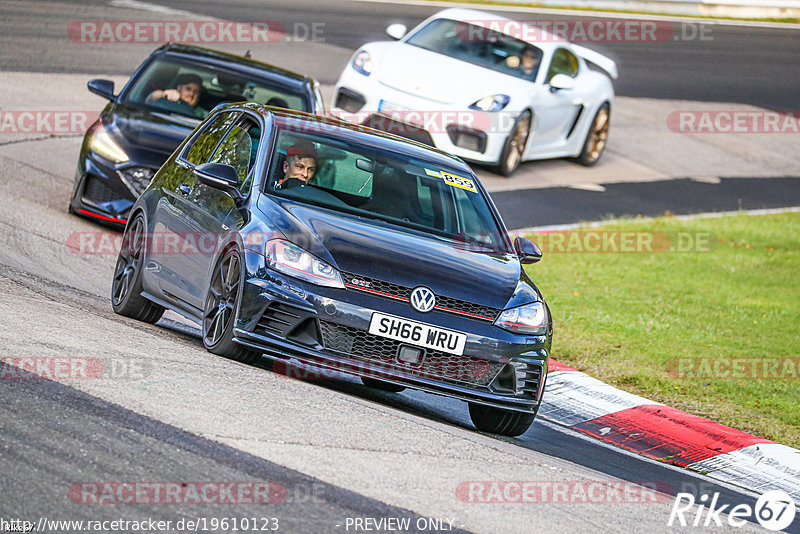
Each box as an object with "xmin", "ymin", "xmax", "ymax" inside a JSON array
[
  {"xmin": 123, "ymin": 56, "xmax": 310, "ymax": 120},
  {"xmin": 405, "ymin": 18, "xmax": 543, "ymax": 81},
  {"xmin": 267, "ymin": 130, "xmax": 511, "ymax": 253}
]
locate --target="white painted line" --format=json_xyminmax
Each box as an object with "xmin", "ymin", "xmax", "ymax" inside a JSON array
[
  {"xmin": 352, "ymin": 0, "xmax": 800, "ymax": 29},
  {"xmin": 567, "ymin": 182, "xmax": 607, "ymax": 192},
  {"xmin": 108, "ymin": 0, "xmax": 203, "ymax": 18},
  {"xmin": 512, "ymin": 205, "xmax": 800, "ymax": 233},
  {"xmin": 690, "ymin": 175, "xmax": 722, "ymax": 184},
  {"xmin": 539, "ymin": 370, "xmax": 660, "ymax": 426}
]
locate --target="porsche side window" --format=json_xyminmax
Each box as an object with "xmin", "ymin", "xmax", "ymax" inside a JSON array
[
  {"xmin": 183, "ymin": 111, "xmax": 239, "ymax": 165},
  {"xmin": 546, "ymin": 48, "xmax": 579, "ymax": 82},
  {"xmin": 209, "ymin": 116, "xmax": 260, "ymax": 190}
]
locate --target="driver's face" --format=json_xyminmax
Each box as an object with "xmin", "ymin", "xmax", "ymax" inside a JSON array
[
  {"xmin": 284, "ymin": 156, "xmax": 316, "ymax": 183},
  {"xmin": 521, "ymin": 53, "xmax": 538, "ymax": 73},
  {"xmin": 177, "ymin": 82, "xmax": 200, "ymax": 107}
]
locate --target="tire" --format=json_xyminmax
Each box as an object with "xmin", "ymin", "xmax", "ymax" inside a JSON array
[
  {"xmin": 360, "ymin": 377, "xmax": 406, "ymax": 393},
  {"xmin": 202, "ymin": 247, "xmax": 262, "ymax": 364},
  {"xmin": 111, "ymin": 213, "xmax": 165, "ymax": 323},
  {"xmin": 494, "ymin": 110, "xmax": 531, "ymax": 177},
  {"xmin": 574, "ymin": 103, "xmax": 610, "ymax": 166},
  {"xmin": 468, "ymin": 403, "xmax": 536, "ymax": 437}
]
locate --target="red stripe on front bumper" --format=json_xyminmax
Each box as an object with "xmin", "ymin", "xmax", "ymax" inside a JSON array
[{"xmin": 76, "ymin": 208, "xmax": 127, "ymax": 224}]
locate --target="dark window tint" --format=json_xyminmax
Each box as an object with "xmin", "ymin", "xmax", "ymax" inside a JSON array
[
  {"xmin": 209, "ymin": 116, "xmax": 261, "ymax": 191},
  {"xmin": 183, "ymin": 111, "xmax": 239, "ymax": 165},
  {"xmin": 546, "ymin": 48, "xmax": 579, "ymax": 82}
]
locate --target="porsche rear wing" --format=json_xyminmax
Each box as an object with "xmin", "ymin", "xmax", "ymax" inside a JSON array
[{"xmin": 572, "ymin": 44, "xmax": 618, "ymax": 80}]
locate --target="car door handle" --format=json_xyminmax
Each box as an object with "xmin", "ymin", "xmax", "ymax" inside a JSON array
[{"xmin": 178, "ymin": 184, "xmax": 192, "ymax": 196}]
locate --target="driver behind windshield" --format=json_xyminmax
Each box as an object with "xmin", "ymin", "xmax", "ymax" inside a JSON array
[
  {"xmin": 146, "ymin": 73, "xmax": 208, "ymax": 118},
  {"xmin": 277, "ymin": 140, "xmax": 318, "ymax": 189}
]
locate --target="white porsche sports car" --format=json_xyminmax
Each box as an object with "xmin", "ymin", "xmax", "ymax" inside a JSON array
[{"xmin": 331, "ymin": 8, "xmax": 618, "ymax": 176}]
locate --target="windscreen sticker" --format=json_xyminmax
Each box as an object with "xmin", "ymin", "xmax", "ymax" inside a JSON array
[
  {"xmin": 424, "ymin": 168, "xmax": 443, "ymax": 178},
  {"xmin": 441, "ymin": 171, "xmax": 477, "ymax": 193}
]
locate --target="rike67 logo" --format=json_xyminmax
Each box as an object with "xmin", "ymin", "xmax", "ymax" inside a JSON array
[{"xmin": 668, "ymin": 490, "xmax": 796, "ymax": 531}]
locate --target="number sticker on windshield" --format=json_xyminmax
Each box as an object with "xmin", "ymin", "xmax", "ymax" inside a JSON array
[{"xmin": 441, "ymin": 171, "xmax": 477, "ymax": 193}]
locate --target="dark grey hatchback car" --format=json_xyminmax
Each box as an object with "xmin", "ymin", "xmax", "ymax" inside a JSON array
[{"xmin": 112, "ymin": 104, "xmax": 552, "ymax": 436}]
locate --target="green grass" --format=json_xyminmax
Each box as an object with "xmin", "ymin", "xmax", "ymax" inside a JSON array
[{"xmin": 524, "ymin": 211, "xmax": 800, "ymax": 447}]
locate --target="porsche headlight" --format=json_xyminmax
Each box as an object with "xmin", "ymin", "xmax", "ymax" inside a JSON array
[
  {"xmin": 469, "ymin": 94, "xmax": 510, "ymax": 112},
  {"xmin": 352, "ymin": 50, "xmax": 373, "ymax": 76},
  {"xmin": 265, "ymin": 239, "xmax": 344, "ymax": 288},
  {"xmin": 494, "ymin": 301, "xmax": 548, "ymax": 335},
  {"xmin": 89, "ymin": 125, "xmax": 129, "ymax": 163}
]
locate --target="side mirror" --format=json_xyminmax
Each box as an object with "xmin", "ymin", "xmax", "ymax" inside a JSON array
[
  {"xmin": 514, "ymin": 236, "xmax": 542, "ymax": 264},
  {"xmin": 194, "ymin": 162, "xmax": 243, "ymax": 202},
  {"xmin": 549, "ymin": 74, "xmax": 576, "ymax": 92},
  {"xmin": 88, "ymin": 79, "xmax": 116, "ymax": 101},
  {"xmin": 386, "ymin": 23, "xmax": 407, "ymax": 40}
]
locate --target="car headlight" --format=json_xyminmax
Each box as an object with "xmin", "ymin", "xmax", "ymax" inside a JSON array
[
  {"xmin": 265, "ymin": 239, "xmax": 344, "ymax": 288},
  {"xmin": 89, "ymin": 125, "xmax": 129, "ymax": 163},
  {"xmin": 494, "ymin": 301, "xmax": 548, "ymax": 335},
  {"xmin": 352, "ymin": 50, "xmax": 373, "ymax": 76},
  {"xmin": 469, "ymin": 94, "xmax": 510, "ymax": 112}
]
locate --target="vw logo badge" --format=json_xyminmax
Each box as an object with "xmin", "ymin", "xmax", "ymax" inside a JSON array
[{"xmin": 410, "ymin": 286, "xmax": 436, "ymax": 313}]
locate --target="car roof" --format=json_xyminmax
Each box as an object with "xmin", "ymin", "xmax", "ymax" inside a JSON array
[
  {"xmin": 154, "ymin": 43, "xmax": 313, "ymax": 89},
  {"xmin": 245, "ymin": 105, "xmax": 474, "ymax": 173},
  {"xmin": 418, "ymin": 7, "xmax": 565, "ymax": 52}
]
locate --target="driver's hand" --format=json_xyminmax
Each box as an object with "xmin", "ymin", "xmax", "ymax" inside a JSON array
[{"xmin": 162, "ymin": 89, "xmax": 181, "ymax": 102}]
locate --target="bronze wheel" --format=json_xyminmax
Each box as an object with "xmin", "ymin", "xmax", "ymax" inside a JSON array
[
  {"xmin": 495, "ymin": 111, "xmax": 531, "ymax": 177},
  {"xmin": 575, "ymin": 104, "xmax": 610, "ymax": 166}
]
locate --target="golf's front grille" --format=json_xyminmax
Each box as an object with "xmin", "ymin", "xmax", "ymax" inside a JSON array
[
  {"xmin": 118, "ymin": 167, "xmax": 156, "ymax": 196},
  {"xmin": 319, "ymin": 321, "xmax": 503, "ymax": 387},
  {"xmin": 83, "ymin": 175, "xmax": 118, "ymax": 204},
  {"xmin": 340, "ymin": 271, "xmax": 501, "ymax": 322}
]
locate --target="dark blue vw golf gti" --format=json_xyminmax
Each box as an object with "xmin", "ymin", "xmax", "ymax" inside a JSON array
[
  {"xmin": 111, "ymin": 104, "xmax": 551, "ymax": 436},
  {"xmin": 70, "ymin": 44, "xmax": 324, "ymax": 227}
]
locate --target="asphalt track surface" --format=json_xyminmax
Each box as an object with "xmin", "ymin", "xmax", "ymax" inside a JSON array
[
  {"xmin": 494, "ymin": 176, "xmax": 800, "ymax": 228},
  {"xmin": 1, "ymin": 1, "xmax": 799, "ymax": 533}
]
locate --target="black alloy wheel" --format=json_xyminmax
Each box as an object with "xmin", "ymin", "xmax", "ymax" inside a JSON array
[
  {"xmin": 111, "ymin": 213, "xmax": 164, "ymax": 323},
  {"xmin": 202, "ymin": 248, "xmax": 261, "ymax": 364}
]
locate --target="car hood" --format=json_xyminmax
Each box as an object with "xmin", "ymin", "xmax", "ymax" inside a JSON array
[
  {"xmin": 104, "ymin": 103, "xmax": 197, "ymax": 156},
  {"xmin": 260, "ymin": 197, "xmax": 523, "ymax": 309},
  {"xmin": 374, "ymin": 43, "xmax": 527, "ymax": 106}
]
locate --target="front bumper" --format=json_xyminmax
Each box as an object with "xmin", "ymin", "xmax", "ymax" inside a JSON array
[
  {"xmin": 234, "ymin": 252, "xmax": 550, "ymax": 413},
  {"xmin": 69, "ymin": 149, "xmax": 160, "ymax": 227},
  {"xmin": 332, "ymin": 68, "xmax": 519, "ymax": 165}
]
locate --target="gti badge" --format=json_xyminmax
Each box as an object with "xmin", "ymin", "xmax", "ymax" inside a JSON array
[{"xmin": 410, "ymin": 286, "xmax": 436, "ymax": 313}]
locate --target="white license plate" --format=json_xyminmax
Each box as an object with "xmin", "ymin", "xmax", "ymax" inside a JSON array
[
  {"xmin": 368, "ymin": 312, "xmax": 467, "ymax": 356},
  {"xmin": 378, "ymin": 99, "xmax": 411, "ymax": 114}
]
